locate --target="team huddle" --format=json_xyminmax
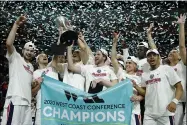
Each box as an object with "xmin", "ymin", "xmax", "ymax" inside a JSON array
[{"xmin": 1, "ymin": 14, "xmax": 186, "ymax": 125}]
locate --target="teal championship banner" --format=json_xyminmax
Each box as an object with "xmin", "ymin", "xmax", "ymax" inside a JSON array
[{"xmin": 41, "ymin": 75, "xmax": 133, "ymax": 125}]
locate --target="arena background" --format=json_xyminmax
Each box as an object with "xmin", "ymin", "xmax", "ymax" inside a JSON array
[{"xmin": 0, "ymin": 1, "xmax": 186, "ymax": 113}]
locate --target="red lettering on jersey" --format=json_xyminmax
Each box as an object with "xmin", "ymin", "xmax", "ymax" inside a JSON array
[
  {"xmin": 146, "ymin": 78, "xmax": 161, "ymax": 85},
  {"xmin": 23, "ymin": 65, "xmax": 33, "ymax": 75},
  {"xmin": 92, "ymin": 73, "xmax": 107, "ymax": 77},
  {"xmin": 136, "ymin": 70, "xmax": 143, "ymax": 76}
]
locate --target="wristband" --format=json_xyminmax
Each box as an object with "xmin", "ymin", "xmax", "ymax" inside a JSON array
[{"xmin": 172, "ymin": 98, "xmax": 179, "ymax": 105}]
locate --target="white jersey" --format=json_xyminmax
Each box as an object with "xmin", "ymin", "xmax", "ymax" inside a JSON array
[
  {"xmin": 33, "ymin": 67, "xmax": 58, "ymax": 109},
  {"xmin": 80, "ymin": 65, "xmax": 117, "ymax": 93},
  {"xmin": 117, "ymin": 68, "xmax": 141, "ymax": 114},
  {"xmin": 171, "ymin": 60, "xmax": 186, "ymax": 102},
  {"xmin": 136, "ymin": 58, "xmax": 150, "ymax": 76},
  {"xmin": 4, "ymin": 47, "xmax": 33, "ymax": 107},
  {"xmin": 141, "ymin": 65, "xmax": 181, "ymax": 117},
  {"xmin": 136, "ymin": 58, "xmax": 163, "ymax": 76},
  {"xmin": 62, "ymin": 62, "xmax": 85, "ymax": 91}
]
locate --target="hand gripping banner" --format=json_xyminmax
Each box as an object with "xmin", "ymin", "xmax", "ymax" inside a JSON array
[{"xmin": 41, "ymin": 75, "xmax": 133, "ymax": 125}]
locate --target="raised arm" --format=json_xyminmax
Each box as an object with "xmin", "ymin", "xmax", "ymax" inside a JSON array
[
  {"xmin": 111, "ymin": 32, "xmax": 120, "ymax": 74},
  {"xmin": 147, "ymin": 23, "xmax": 157, "ymax": 49},
  {"xmin": 67, "ymin": 44, "xmax": 81, "ymax": 74},
  {"xmin": 6, "ymin": 15, "xmax": 26, "ymax": 55},
  {"xmin": 77, "ymin": 32, "xmax": 86, "ymax": 51},
  {"xmin": 175, "ymin": 14, "xmax": 186, "ymax": 65},
  {"xmin": 78, "ymin": 32, "xmax": 94, "ymax": 64}
]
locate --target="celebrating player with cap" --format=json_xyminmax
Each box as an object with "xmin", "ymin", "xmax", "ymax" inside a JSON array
[
  {"xmin": 111, "ymin": 32, "xmax": 143, "ymax": 125},
  {"xmin": 32, "ymin": 52, "xmax": 60, "ymax": 125},
  {"xmin": 133, "ymin": 49, "xmax": 183, "ymax": 125},
  {"xmin": 2, "ymin": 15, "xmax": 36, "ymax": 125},
  {"xmin": 167, "ymin": 14, "xmax": 186, "ymax": 125}
]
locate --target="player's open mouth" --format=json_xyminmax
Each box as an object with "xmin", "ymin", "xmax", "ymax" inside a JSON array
[
  {"xmin": 126, "ymin": 66, "xmax": 130, "ymax": 68},
  {"xmin": 150, "ymin": 60, "xmax": 155, "ymax": 63},
  {"xmin": 26, "ymin": 55, "xmax": 31, "ymax": 58}
]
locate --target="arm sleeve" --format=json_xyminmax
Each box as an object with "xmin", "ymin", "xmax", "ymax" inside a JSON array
[
  {"xmin": 134, "ymin": 76, "xmax": 142, "ymax": 87},
  {"xmin": 116, "ymin": 67, "xmax": 126, "ymax": 81},
  {"xmin": 140, "ymin": 75, "xmax": 146, "ymax": 87},
  {"xmin": 33, "ymin": 71, "xmax": 39, "ymax": 80},
  {"xmin": 5, "ymin": 46, "xmax": 20, "ymax": 63},
  {"xmin": 80, "ymin": 65, "xmax": 92, "ymax": 77},
  {"xmin": 166, "ymin": 66, "xmax": 181, "ymax": 86},
  {"xmin": 109, "ymin": 68, "xmax": 118, "ymax": 80}
]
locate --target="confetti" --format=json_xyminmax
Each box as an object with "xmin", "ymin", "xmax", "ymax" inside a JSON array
[{"xmin": 0, "ymin": 1, "xmax": 186, "ymax": 58}]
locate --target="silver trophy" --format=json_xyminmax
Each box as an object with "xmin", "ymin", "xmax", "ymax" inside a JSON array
[
  {"xmin": 55, "ymin": 16, "xmax": 73, "ymax": 31},
  {"xmin": 55, "ymin": 16, "xmax": 78, "ymax": 46}
]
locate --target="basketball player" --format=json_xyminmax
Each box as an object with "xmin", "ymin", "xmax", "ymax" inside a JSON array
[
  {"xmin": 133, "ymin": 49, "xmax": 183, "ymax": 125},
  {"xmin": 67, "ymin": 43, "xmax": 118, "ymax": 93},
  {"xmin": 121, "ymin": 24, "xmax": 155, "ymax": 123},
  {"xmin": 50, "ymin": 32, "xmax": 94, "ymax": 91},
  {"xmin": 32, "ymin": 53, "xmax": 59, "ymax": 125},
  {"xmin": 167, "ymin": 14, "xmax": 186, "ymax": 125},
  {"xmin": 2, "ymin": 15, "xmax": 35, "ymax": 125},
  {"xmin": 111, "ymin": 32, "xmax": 143, "ymax": 125}
]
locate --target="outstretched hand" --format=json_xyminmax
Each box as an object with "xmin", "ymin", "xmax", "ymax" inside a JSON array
[
  {"xmin": 131, "ymin": 80, "xmax": 137, "ymax": 88},
  {"xmin": 173, "ymin": 14, "xmax": 186, "ymax": 24},
  {"xmin": 67, "ymin": 41, "xmax": 74, "ymax": 49},
  {"xmin": 32, "ymin": 77, "xmax": 43, "ymax": 88},
  {"xmin": 147, "ymin": 23, "xmax": 154, "ymax": 34},
  {"xmin": 113, "ymin": 32, "xmax": 120, "ymax": 43},
  {"xmin": 167, "ymin": 102, "xmax": 176, "ymax": 113},
  {"xmin": 91, "ymin": 79, "xmax": 102, "ymax": 88},
  {"xmin": 78, "ymin": 32, "xmax": 85, "ymax": 42},
  {"xmin": 130, "ymin": 95, "xmax": 144, "ymax": 102},
  {"xmin": 15, "ymin": 15, "xmax": 27, "ymax": 25}
]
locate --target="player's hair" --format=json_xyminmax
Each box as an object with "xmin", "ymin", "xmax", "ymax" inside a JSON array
[{"xmin": 99, "ymin": 50, "xmax": 108, "ymax": 62}]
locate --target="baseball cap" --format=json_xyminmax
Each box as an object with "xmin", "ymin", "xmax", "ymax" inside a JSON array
[
  {"xmin": 118, "ymin": 60, "xmax": 124, "ymax": 65},
  {"xmin": 100, "ymin": 48, "xmax": 108, "ymax": 57},
  {"xmin": 118, "ymin": 60, "xmax": 125, "ymax": 69},
  {"xmin": 137, "ymin": 42, "xmax": 149, "ymax": 49},
  {"xmin": 24, "ymin": 42, "xmax": 36, "ymax": 50},
  {"xmin": 146, "ymin": 49, "xmax": 159, "ymax": 56},
  {"xmin": 126, "ymin": 56, "xmax": 139, "ymax": 64}
]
